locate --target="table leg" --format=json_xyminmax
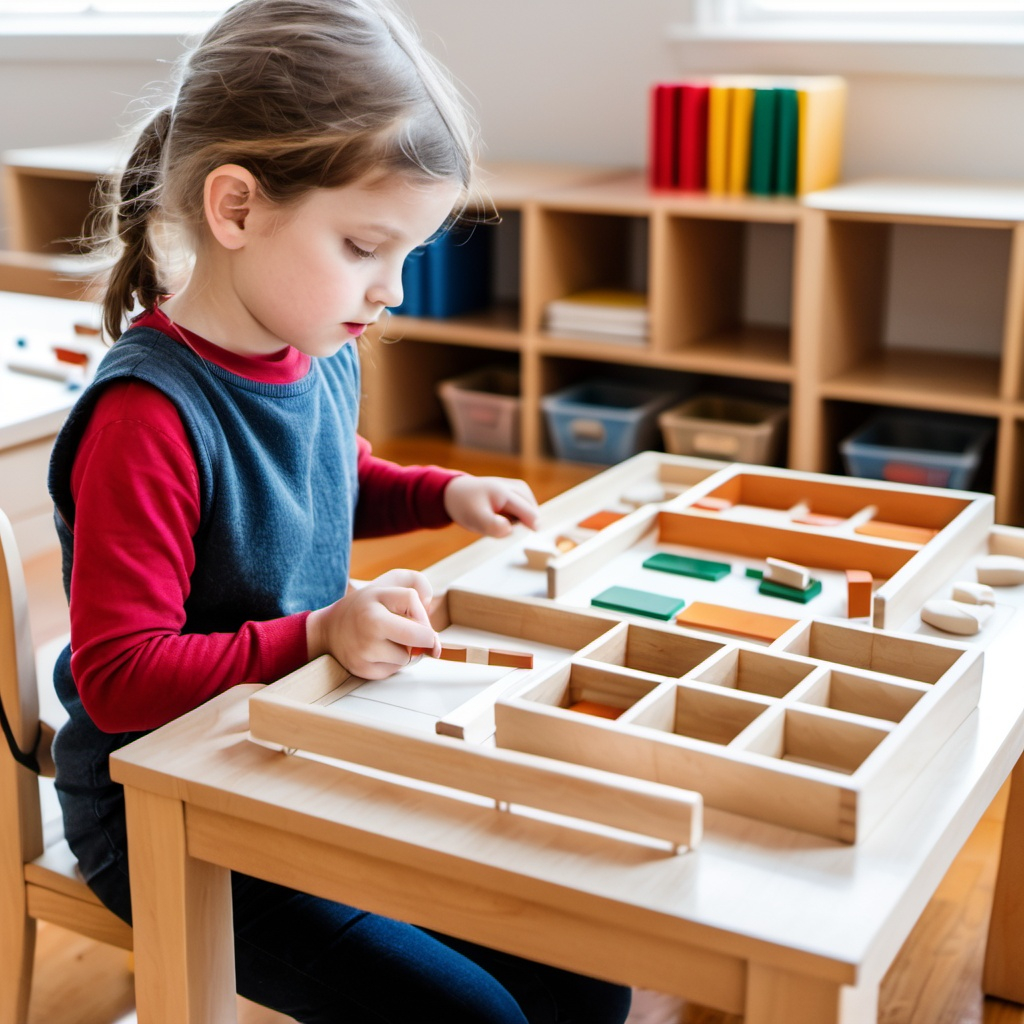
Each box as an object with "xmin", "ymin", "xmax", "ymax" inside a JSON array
[
  {"xmin": 983, "ymin": 754, "xmax": 1024, "ymax": 1004},
  {"xmin": 745, "ymin": 964, "xmax": 878, "ymax": 1024},
  {"xmin": 124, "ymin": 787, "xmax": 237, "ymax": 1024}
]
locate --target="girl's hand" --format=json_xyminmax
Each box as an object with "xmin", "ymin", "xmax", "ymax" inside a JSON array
[
  {"xmin": 306, "ymin": 569, "xmax": 440, "ymax": 679},
  {"xmin": 443, "ymin": 474, "xmax": 539, "ymax": 537}
]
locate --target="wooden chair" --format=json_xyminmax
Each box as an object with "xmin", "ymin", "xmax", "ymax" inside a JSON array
[{"xmin": 0, "ymin": 509, "xmax": 132, "ymax": 1024}]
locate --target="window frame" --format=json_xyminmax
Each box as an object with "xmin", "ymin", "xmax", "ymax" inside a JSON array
[{"xmin": 670, "ymin": 0, "xmax": 1024, "ymax": 79}]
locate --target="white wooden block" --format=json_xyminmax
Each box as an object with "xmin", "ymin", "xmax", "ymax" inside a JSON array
[
  {"xmin": 921, "ymin": 599, "xmax": 992, "ymax": 636},
  {"xmin": 465, "ymin": 646, "xmax": 489, "ymax": 665},
  {"xmin": 524, "ymin": 538, "xmax": 560, "ymax": 569},
  {"xmin": 620, "ymin": 483, "xmax": 666, "ymax": 508},
  {"xmin": 976, "ymin": 554, "xmax": 1024, "ymax": 587},
  {"xmin": 765, "ymin": 557, "xmax": 811, "ymax": 591},
  {"xmin": 951, "ymin": 580, "xmax": 996, "ymax": 606}
]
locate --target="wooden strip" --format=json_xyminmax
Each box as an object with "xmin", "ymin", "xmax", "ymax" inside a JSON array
[
  {"xmin": 249, "ymin": 693, "xmax": 702, "ymax": 849},
  {"xmin": 547, "ymin": 505, "xmax": 660, "ymax": 599},
  {"xmin": 656, "ymin": 509, "xmax": 914, "ymax": 579},
  {"xmin": 676, "ymin": 601, "xmax": 798, "ymax": 642}
]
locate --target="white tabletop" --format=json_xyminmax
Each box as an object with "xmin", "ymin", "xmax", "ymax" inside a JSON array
[{"xmin": 0, "ymin": 290, "xmax": 103, "ymax": 448}]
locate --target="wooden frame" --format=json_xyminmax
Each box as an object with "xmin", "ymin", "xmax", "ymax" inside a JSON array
[
  {"xmin": 248, "ymin": 653, "xmax": 702, "ymax": 852},
  {"xmin": 543, "ymin": 462, "xmax": 994, "ymax": 631},
  {"xmin": 249, "ymin": 454, "xmax": 1000, "ymax": 845},
  {"xmin": 494, "ymin": 618, "xmax": 981, "ymax": 842}
]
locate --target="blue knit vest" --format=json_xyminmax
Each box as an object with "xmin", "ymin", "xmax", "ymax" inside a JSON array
[{"xmin": 47, "ymin": 326, "xmax": 360, "ymax": 882}]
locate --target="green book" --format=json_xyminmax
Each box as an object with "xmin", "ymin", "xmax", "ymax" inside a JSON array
[
  {"xmin": 774, "ymin": 87, "xmax": 799, "ymax": 196},
  {"xmin": 747, "ymin": 87, "xmax": 779, "ymax": 196}
]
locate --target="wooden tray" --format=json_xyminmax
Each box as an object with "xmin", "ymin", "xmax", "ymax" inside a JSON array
[
  {"xmin": 249, "ymin": 453, "xmax": 1014, "ymax": 847},
  {"xmin": 249, "ymin": 589, "xmax": 701, "ymax": 851},
  {"xmin": 494, "ymin": 617, "xmax": 982, "ymax": 842}
]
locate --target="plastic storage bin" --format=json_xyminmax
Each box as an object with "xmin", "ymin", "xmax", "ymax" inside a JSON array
[
  {"xmin": 542, "ymin": 380, "xmax": 678, "ymax": 465},
  {"xmin": 437, "ymin": 367, "xmax": 521, "ymax": 453},
  {"xmin": 658, "ymin": 395, "xmax": 789, "ymax": 465},
  {"xmin": 840, "ymin": 413, "xmax": 992, "ymax": 490}
]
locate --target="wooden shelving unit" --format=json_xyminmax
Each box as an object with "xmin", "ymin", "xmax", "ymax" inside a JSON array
[{"xmin": 5, "ymin": 143, "xmax": 1024, "ymax": 524}]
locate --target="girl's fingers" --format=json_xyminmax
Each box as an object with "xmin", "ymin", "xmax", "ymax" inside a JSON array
[{"xmin": 499, "ymin": 490, "xmax": 539, "ymax": 530}]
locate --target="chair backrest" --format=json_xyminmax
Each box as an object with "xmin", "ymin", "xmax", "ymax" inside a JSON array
[
  {"xmin": 2, "ymin": 509, "xmax": 132, "ymax": 1024},
  {"xmin": 0, "ymin": 508, "xmax": 47, "ymax": 869}
]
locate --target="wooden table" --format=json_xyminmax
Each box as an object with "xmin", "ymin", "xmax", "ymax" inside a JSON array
[{"xmin": 110, "ymin": 568, "xmax": 1024, "ymax": 1023}]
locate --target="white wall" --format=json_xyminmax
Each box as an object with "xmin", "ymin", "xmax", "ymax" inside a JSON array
[
  {"xmin": 3, "ymin": 6, "xmax": 1023, "ymax": 195},
  {"xmin": 1, "ymin": 2, "xmax": 1022, "ymax": 348}
]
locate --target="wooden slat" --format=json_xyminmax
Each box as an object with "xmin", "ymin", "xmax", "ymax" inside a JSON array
[
  {"xmin": 25, "ymin": 885, "xmax": 132, "ymax": 950},
  {"xmin": 249, "ymin": 686, "xmax": 702, "ymax": 850}
]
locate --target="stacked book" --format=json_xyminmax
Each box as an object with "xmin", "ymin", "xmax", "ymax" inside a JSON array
[
  {"xmin": 544, "ymin": 289, "xmax": 649, "ymax": 345},
  {"xmin": 392, "ymin": 223, "xmax": 492, "ymax": 318},
  {"xmin": 649, "ymin": 75, "xmax": 847, "ymax": 197}
]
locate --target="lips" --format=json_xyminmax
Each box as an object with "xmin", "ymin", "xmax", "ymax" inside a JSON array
[{"xmin": 343, "ymin": 323, "xmax": 367, "ymax": 336}]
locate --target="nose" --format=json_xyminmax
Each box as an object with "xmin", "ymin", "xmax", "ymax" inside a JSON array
[{"xmin": 367, "ymin": 258, "xmax": 404, "ymax": 310}]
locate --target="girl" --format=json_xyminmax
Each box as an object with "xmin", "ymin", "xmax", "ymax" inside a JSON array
[{"xmin": 47, "ymin": 1, "xmax": 632, "ymax": 1022}]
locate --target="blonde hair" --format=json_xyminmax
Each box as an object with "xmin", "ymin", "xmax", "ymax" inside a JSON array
[{"xmin": 100, "ymin": 0, "xmax": 477, "ymax": 341}]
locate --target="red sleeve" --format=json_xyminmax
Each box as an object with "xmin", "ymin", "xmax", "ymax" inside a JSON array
[
  {"xmin": 68, "ymin": 379, "xmax": 310, "ymax": 733},
  {"xmin": 353, "ymin": 435, "xmax": 461, "ymax": 537}
]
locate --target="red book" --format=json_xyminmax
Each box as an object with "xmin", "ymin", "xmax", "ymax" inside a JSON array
[
  {"xmin": 678, "ymin": 82, "xmax": 710, "ymax": 190},
  {"xmin": 650, "ymin": 83, "xmax": 682, "ymax": 189}
]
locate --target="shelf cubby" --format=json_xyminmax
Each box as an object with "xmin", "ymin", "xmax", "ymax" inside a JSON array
[
  {"xmin": 7, "ymin": 145, "xmax": 1024, "ymax": 523},
  {"xmin": 653, "ymin": 210, "xmax": 798, "ymax": 380},
  {"xmin": 359, "ymin": 337, "xmax": 520, "ymax": 445},
  {"xmin": 819, "ymin": 399, "xmax": 997, "ymax": 498}
]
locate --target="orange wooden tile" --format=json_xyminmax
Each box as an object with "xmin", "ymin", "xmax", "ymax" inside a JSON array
[
  {"xmin": 855, "ymin": 521, "xmax": 938, "ymax": 545},
  {"xmin": 676, "ymin": 601, "xmax": 798, "ymax": 642},
  {"xmin": 577, "ymin": 509, "xmax": 627, "ymax": 531}
]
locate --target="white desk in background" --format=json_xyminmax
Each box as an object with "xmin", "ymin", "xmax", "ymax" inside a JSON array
[{"xmin": 0, "ymin": 290, "xmax": 102, "ymax": 557}]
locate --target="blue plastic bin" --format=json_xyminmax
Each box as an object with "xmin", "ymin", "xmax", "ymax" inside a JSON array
[
  {"xmin": 542, "ymin": 380, "xmax": 678, "ymax": 465},
  {"xmin": 840, "ymin": 413, "xmax": 991, "ymax": 490}
]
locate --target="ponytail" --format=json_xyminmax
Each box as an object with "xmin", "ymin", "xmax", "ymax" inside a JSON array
[{"xmin": 102, "ymin": 107, "xmax": 172, "ymax": 342}]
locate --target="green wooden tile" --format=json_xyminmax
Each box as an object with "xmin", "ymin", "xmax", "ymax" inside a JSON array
[
  {"xmin": 745, "ymin": 567, "xmax": 764, "ymax": 579},
  {"xmin": 591, "ymin": 585, "xmax": 686, "ymax": 620},
  {"xmin": 758, "ymin": 577, "xmax": 823, "ymax": 604},
  {"xmin": 643, "ymin": 552, "xmax": 731, "ymax": 581}
]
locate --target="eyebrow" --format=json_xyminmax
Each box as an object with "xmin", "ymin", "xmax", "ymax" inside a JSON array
[{"xmin": 356, "ymin": 223, "xmax": 402, "ymax": 241}]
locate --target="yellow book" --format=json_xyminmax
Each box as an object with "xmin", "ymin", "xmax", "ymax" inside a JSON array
[
  {"xmin": 706, "ymin": 85, "xmax": 732, "ymax": 194},
  {"xmin": 796, "ymin": 76, "xmax": 848, "ymax": 194},
  {"xmin": 726, "ymin": 84, "xmax": 756, "ymax": 195}
]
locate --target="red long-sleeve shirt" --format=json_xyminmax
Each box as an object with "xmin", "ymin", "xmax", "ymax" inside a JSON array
[{"xmin": 68, "ymin": 308, "xmax": 457, "ymax": 732}]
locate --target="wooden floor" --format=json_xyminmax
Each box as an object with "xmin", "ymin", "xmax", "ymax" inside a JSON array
[{"xmin": 19, "ymin": 438, "xmax": 1024, "ymax": 1024}]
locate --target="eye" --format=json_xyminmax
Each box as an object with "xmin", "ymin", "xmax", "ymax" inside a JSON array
[{"xmin": 346, "ymin": 240, "xmax": 377, "ymax": 260}]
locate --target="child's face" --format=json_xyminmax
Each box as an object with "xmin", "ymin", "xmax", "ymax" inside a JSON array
[{"xmin": 229, "ymin": 173, "xmax": 461, "ymax": 357}]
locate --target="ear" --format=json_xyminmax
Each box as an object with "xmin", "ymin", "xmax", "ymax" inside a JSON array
[{"xmin": 204, "ymin": 164, "xmax": 260, "ymax": 250}]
